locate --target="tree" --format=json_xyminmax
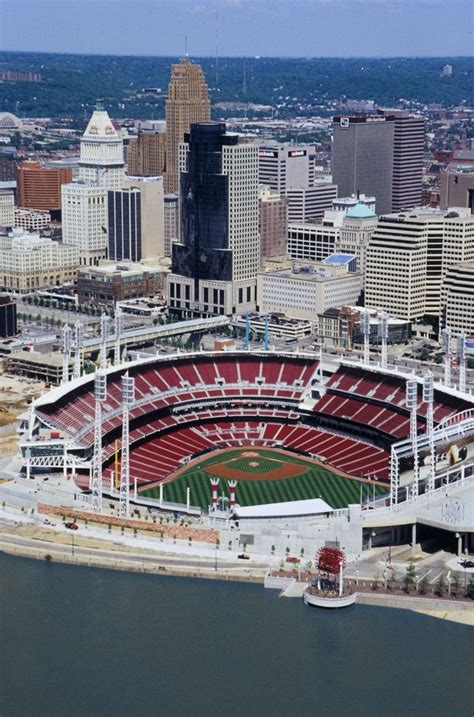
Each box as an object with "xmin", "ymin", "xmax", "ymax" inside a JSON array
[
  {"xmin": 434, "ymin": 576, "xmax": 445, "ymax": 597},
  {"xmin": 417, "ymin": 576, "xmax": 428, "ymax": 595},
  {"xmin": 451, "ymin": 574, "xmax": 460, "ymax": 597},
  {"xmin": 464, "ymin": 575, "xmax": 474, "ymax": 600},
  {"xmin": 371, "ymin": 573, "xmax": 380, "ymax": 591},
  {"xmin": 403, "ymin": 563, "xmax": 416, "ymax": 593}
]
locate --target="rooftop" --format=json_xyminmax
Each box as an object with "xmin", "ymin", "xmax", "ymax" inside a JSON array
[
  {"xmin": 346, "ymin": 202, "xmax": 376, "ymax": 219},
  {"xmin": 83, "ymin": 105, "xmax": 119, "ymax": 140}
]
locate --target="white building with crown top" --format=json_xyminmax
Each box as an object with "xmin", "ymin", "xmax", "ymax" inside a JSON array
[{"xmin": 79, "ymin": 100, "xmax": 125, "ymax": 189}]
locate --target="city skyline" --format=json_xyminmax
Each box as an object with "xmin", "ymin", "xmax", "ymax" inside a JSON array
[{"xmin": 1, "ymin": 0, "xmax": 473, "ymax": 58}]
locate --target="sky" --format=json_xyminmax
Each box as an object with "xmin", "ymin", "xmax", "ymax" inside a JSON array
[{"xmin": 1, "ymin": 0, "xmax": 472, "ymax": 58}]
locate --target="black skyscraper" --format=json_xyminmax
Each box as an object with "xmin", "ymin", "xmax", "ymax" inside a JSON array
[{"xmin": 172, "ymin": 123, "xmax": 237, "ymax": 296}]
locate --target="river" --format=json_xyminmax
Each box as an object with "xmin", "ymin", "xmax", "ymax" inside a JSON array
[{"xmin": 0, "ymin": 554, "xmax": 472, "ymax": 717}]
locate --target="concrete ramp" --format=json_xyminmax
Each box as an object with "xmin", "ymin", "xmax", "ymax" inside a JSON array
[{"xmin": 280, "ymin": 579, "xmax": 307, "ymax": 598}]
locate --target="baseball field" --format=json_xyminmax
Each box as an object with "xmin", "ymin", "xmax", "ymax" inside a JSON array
[{"xmin": 139, "ymin": 447, "xmax": 388, "ymax": 511}]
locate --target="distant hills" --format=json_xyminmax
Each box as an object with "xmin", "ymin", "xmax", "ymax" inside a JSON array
[{"xmin": 0, "ymin": 52, "xmax": 472, "ymax": 120}]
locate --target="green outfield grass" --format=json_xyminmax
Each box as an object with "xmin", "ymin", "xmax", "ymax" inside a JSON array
[{"xmin": 140, "ymin": 448, "xmax": 387, "ymax": 511}]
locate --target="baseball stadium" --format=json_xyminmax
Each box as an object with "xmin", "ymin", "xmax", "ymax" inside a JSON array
[{"xmin": 20, "ymin": 349, "xmax": 474, "ymax": 549}]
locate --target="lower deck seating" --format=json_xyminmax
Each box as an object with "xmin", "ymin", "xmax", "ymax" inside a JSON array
[{"xmin": 95, "ymin": 416, "xmax": 390, "ymax": 491}]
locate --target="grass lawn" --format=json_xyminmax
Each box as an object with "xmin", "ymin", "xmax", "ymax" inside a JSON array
[{"xmin": 140, "ymin": 448, "xmax": 387, "ymax": 511}]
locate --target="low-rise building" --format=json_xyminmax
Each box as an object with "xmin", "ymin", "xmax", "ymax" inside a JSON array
[
  {"xmin": 332, "ymin": 193, "xmax": 376, "ymax": 214},
  {"xmin": 0, "ymin": 229, "xmax": 79, "ymax": 293},
  {"xmin": 14, "ymin": 208, "xmax": 51, "ymax": 232},
  {"xmin": 257, "ymin": 255, "xmax": 363, "ymax": 321},
  {"xmin": 315, "ymin": 306, "xmax": 411, "ymax": 348},
  {"xmin": 77, "ymin": 260, "xmax": 168, "ymax": 306},
  {"xmin": 288, "ymin": 219, "xmax": 340, "ymax": 263},
  {"xmin": 440, "ymin": 169, "xmax": 474, "ymax": 212},
  {"xmin": 3, "ymin": 350, "xmax": 70, "ymax": 385}
]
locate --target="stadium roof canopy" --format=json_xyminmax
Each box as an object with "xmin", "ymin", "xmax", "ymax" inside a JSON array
[{"xmin": 236, "ymin": 497, "xmax": 333, "ymax": 519}]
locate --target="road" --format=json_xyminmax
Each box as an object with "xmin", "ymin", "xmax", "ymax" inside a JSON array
[{"xmin": 0, "ymin": 529, "xmax": 268, "ymax": 575}]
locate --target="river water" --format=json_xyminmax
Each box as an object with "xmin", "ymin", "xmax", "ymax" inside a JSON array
[{"xmin": 0, "ymin": 554, "xmax": 472, "ymax": 717}]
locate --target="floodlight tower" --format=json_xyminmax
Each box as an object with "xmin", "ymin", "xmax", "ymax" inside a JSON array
[
  {"xmin": 264, "ymin": 314, "xmax": 269, "ymax": 351},
  {"xmin": 457, "ymin": 332, "xmax": 467, "ymax": 393},
  {"xmin": 73, "ymin": 321, "xmax": 84, "ymax": 379},
  {"xmin": 61, "ymin": 324, "xmax": 73, "ymax": 384},
  {"xmin": 114, "ymin": 308, "xmax": 124, "ymax": 366},
  {"xmin": 423, "ymin": 372, "xmax": 436, "ymax": 493},
  {"xmin": 361, "ymin": 309, "xmax": 371, "ymax": 365},
  {"xmin": 119, "ymin": 374, "xmax": 135, "ymax": 519},
  {"xmin": 378, "ymin": 312, "xmax": 389, "ymax": 370},
  {"xmin": 245, "ymin": 313, "xmax": 250, "ymax": 350},
  {"xmin": 406, "ymin": 376, "xmax": 419, "ymax": 498},
  {"xmin": 91, "ymin": 370, "xmax": 107, "ymax": 514},
  {"xmin": 442, "ymin": 326, "xmax": 451, "ymax": 388},
  {"xmin": 99, "ymin": 313, "xmax": 111, "ymax": 369}
]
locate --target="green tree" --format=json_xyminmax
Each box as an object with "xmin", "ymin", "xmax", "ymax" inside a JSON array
[
  {"xmin": 417, "ymin": 576, "xmax": 428, "ymax": 595},
  {"xmin": 451, "ymin": 574, "xmax": 460, "ymax": 597},
  {"xmin": 403, "ymin": 563, "xmax": 416, "ymax": 593},
  {"xmin": 434, "ymin": 576, "xmax": 445, "ymax": 597},
  {"xmin": 464, "ymin": 575, "xmax": 474, "ymax": 600}
]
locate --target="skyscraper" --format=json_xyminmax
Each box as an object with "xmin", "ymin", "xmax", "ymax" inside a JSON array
[
  {"xmin": 17, "ymin": 161, "xmax": 72, "ymax": 211},
  {"xmin": 378, "ymin": 109, "xmax": 425, "ymax": 211},
  {"xmin": 79, "ymin": 101, "xmax": 125, "ymax": 189},
  {"xmin": 258, "ymin": 143, "xmax": 316, "ymax": 193},
  {"xmin": 365, "ymin": 207, "xmax": 474, "ymax": 320},
  {"xmin": 168, "ymin": 123, "xmax": 259, "ymax": 317},
  {"xmin": 108, "ymin": 187, "xmax": 141, "ymax": 262},
  {"xmin": 332, "ymin": 114, "xmax": 395, "ymax": 215},
  {"xmin": 165, "ymin": 60, "xmax": 211, "ymax": 194},
  {"xmin": 258, "ymin": 142, "xmax": 337, "ymax": 222},
  {"xmin": 62, "ymin": 183, "xmax": 108, "ymax": 266},
  {"xmin": 259, "ymin": 186, "xmax": 288, "ymax": 261},
  {"xmin": 123, "ymin": 176, "xmax": 165, "ymax": 259},
  {"xmin": 127, "ymin": 129, "xmax": 166, "ymax": 177},
  {"xmin": 164, "ymin": 194, "xmax": 179, "ymax": 257}
]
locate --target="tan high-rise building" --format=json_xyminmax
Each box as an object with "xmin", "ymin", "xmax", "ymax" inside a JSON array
[
  {"xmin": 128, "ymin": 130, "xmax": 166, "ymax": 177},
  {"xmin": 259, "ymin": 186, "xmax": 288, "ymax": 262},
  {"xmin": 165, "ymin": 59, "xmax": 211, "ymax": 194}
]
